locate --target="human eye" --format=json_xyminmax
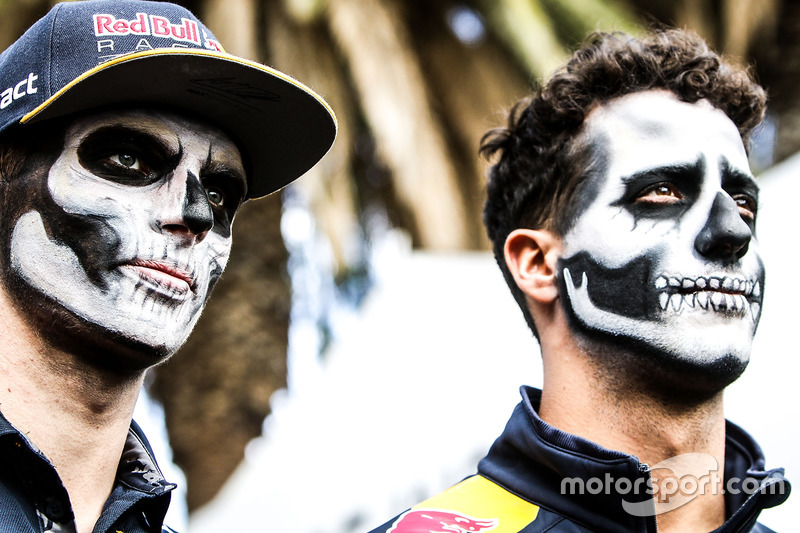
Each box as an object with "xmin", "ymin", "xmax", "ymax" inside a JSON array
[
  {"xmin": 77, "ymin": 127, "xmax": 169, "ymax": 186},
  {"xmin": 732, "ymin": 193, "xmax": 757, "ymax": 221},
  {"xmin": 205, "ymin": 185, "xmax": 226, "ymax": 207},
  {"xmin": 106, "ymin": 153, "xmax": 148, "ymax": 174},
  {"xmin": 202, "ymin": 173, "xmax": 245, "ymax": 219},
  {"xmin": 89, "ymin": 148, "xmax": 159, "ymax": 184},
  {"xmin": 635, "ymin": 182, "xmax": 685, "ymax": 204}
]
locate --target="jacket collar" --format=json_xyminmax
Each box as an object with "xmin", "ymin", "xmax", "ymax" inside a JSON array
[
  {"xmin": 118, "ymin": 420, "xmax": 176, "ymax": 496},
  {"xmin": 478, "ymin": 386, "xmax": 789, "ymax": 533},
  {"xmin": 0, "ymin": 410, "xmax": 175, "ymax": 528}
]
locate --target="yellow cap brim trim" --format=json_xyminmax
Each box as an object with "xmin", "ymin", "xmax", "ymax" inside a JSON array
[{"xmin": 21, "ymin": 47, "xmax": 337, "ymax": 129}]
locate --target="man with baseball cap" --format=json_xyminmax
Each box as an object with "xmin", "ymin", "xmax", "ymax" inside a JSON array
[{"xmin": 0, "ymin": 1, "xmax": 335, "ymax": 532}]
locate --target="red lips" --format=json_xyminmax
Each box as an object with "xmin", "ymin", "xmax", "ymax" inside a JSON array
[{"xmin": 124, "ymin": 259, "xmax": 195, "ymax": 292}]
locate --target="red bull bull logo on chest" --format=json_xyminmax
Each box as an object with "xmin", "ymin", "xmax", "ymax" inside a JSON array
[{"xmin": 387, "ymin": 508, "xmax": 499, "ymax": 533}]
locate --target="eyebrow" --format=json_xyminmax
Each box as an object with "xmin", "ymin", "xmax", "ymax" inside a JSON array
[
  {"xmin": 204, "ymin": 159, "xmax": 247, "ymax": 188},
  {"xmin": 80, "ymin": 124, "xmax": 178, "ymax": 159},
  {"xmin": 719, "ymin": 158, "xmax": 759, "ymax": 195},
  {"xmin": 203, "ymin": 146, "xmax": 248, "ymax": 197},
  {"xmin": 620, "ymin": 160, "xmax": 704, "ymax": 186},
  {"xmin": 614, "ymin": 158, "xmax": 705, "ymax": 205}
]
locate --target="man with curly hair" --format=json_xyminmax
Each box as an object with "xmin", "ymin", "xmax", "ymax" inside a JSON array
[{"xmin": 370, "ymin": 29, "xmax": 789, "ymax": 533}]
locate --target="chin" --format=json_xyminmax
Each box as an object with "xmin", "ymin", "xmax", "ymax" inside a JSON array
[
  {"xmin": 573, "ymin": 322, "xmax": 750, "ymax": 402},
  {"xmin": 51, "ymin": 324, "xmax": 176, "ymax": 375},
  {"xmin": 558, "ymin": 262, "xmax": 756, "ymax": 400},
  {"xmin": 4, "ymin": 274, "xmax": 177, "ymax": 375}
]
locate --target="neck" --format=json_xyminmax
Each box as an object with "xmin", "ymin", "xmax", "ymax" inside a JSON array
[
  {"xmin": 538, "ymin": 327, "xmax": 727, "ymax": 532},
  {"xmin": 0, "ymin": 288, "xmax": 145, "ymax": 533}
]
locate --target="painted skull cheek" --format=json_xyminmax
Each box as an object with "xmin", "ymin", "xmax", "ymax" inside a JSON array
[
  {"xmin": 45, "ymin": 211, "xmax": 122, "ymax": 289},
  {"xmin": 559, "ymin": 253, "xmax": 765, "ymax": 325},
  {"xmin": 8, "ymin": 205, "xmax": 232, "ymax": 357},
  {"xmin": 557, "ymin": 246, "xmax": 765, "ymax": 370},
  {"xmin": 204, "ymin": 260, "xmax": 226, "ymax": 296},
  {"xmin": 559, "ymin": 253, "xmax": 657, "ymax": 321}
]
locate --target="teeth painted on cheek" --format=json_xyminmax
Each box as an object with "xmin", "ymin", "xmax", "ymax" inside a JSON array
[
  {"xmin": 562, "ymin": 265, "xmax": 760, "ymax": 365},
  {"xmin": 697, "ymin": 292, "xmax": 709, "ymax": 309},
  {"xmin": 652, "ymin": 274, "xmax": 761, "ymax": 324},
  {"xmin": 709, "ymin": 292, "xmax": 724, "ymax": 310}
]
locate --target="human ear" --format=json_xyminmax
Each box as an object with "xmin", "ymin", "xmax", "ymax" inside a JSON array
[{"xmin": 504, "ymin": 229, "xmax": 561, "ymax": 304}]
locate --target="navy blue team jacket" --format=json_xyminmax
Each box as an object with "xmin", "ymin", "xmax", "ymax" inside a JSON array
[
  {"xmin": 370, "ymin": 387, "xmax": 790, "ymax": 533},
  {"xmin": 0, "ymin": 411, "xmax": 176, "ymax": 532}
]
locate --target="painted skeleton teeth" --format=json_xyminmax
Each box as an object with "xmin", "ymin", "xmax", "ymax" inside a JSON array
[
  {"xmin": 737, "ymin": 294, "xmax": 748, "ymax": 312},
  {"xmin": 696, "ymin": 292, "xmax": 709, "ymax": 309},
  {"xmin": 656, "ymin": 291, "xmax": 755, "ymax": 315},
  {"xmin": 670, "ymin": 293, "xmax": 683, "ymax": 311},
  {"xmin": 709, "ymin": 292, "xmax": 724, "ymax": 310},
  {"xmin": 653, "ymin": 274, "xmax": 760, "ymax": 321},
  {"xmin": 653, "ymin": 275, "xmax": 758, "ymax": 297}
]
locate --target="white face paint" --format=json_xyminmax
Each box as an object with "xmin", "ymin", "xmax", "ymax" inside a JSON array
[
  {"xmin": 8, "ymin": 109, "xmax": 247, "ymax": 359},
  {"xmin": 559, "ymin": 91, "xmax": 764, "ymax": 372}
]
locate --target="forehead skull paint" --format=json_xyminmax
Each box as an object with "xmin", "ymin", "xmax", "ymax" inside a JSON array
[
  {"xmin": 558, "ymin": 91, "xmax": 764, "ymax": 380},
  {"xmin": 7, "ymin": 108, "xmax": 247, "ymax": 361}
]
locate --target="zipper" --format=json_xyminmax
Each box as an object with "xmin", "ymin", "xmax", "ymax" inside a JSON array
[{"xmin": 637, "ymin": 462, "xmax": 659, "ymax": 532}]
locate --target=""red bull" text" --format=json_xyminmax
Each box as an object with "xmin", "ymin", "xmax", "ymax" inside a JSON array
[{"xmin": 93, "ymin": 13, "xmax": 201, "ymax": 45}]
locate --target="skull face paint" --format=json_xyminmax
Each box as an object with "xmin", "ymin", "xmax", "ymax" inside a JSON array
[
  {"xmin": 558, "ymin": 91, "xmax": 764, "ymax": 381},
  {"xmin": 6, "ymin": 109, "xmax": 247, "ymax": 361}
]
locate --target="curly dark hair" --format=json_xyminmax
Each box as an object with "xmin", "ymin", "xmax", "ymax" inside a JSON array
[{"xmin": 481, "ymin": 29, "xmax": 767, "ymax": 339}]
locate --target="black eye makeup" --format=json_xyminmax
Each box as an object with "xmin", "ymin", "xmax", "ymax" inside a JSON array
[
  {"xmin": 200, "ymin": 163, "xmax": 247, "ymax": 224},
  {"xmin": 613, "ymin": 159, "xmax": 704, "ymax": 221},
  {"xmin": 77, "ymin": 126, "xmax": 177, "ymax": 186},
  {"xmin": 719, "ymin": 160, "xmax": 759, "ymax": 226},
  {"xmin": 636, "ymin": 182, "xmax": 685, "ymax": 204}
]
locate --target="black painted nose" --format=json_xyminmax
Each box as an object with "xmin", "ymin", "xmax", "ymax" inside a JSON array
[
  {"xmin": 182, "ymin": 172, "xmax": 214, "ymax": 235},
  {"xmin": 694, "ymin": 192, "xmax": 751, "ymax": 261}
]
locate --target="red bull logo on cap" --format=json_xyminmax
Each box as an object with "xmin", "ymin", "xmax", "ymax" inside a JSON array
[
  {"xmin": 93, "ymin": 13, "xmax": 205, "ymax": 47},
  {"xmin": 387, "ymin": 509, "xmax": 499, "ymax": 533}
]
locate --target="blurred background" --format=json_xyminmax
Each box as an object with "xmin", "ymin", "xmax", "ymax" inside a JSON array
[{"xmin": 3, "ymin": 0, "xmax": 798, "ymax": 531}]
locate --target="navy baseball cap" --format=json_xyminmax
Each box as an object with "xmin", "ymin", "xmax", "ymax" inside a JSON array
[{"xmin": 0, "ymin": 0, "xmax": 336, "ymax": 199}]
